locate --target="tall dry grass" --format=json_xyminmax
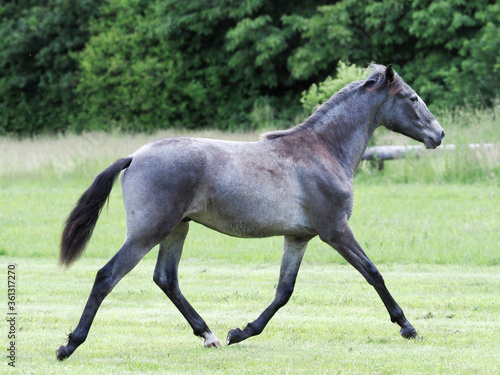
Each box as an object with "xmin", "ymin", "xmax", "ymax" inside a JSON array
[{"xmin": 0, "ymin": 129, "xmax": 261, "ymax": 180}]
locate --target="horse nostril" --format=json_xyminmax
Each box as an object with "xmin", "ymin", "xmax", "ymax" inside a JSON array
[{"xmin": 441, "ymin": 130, "xmax": 446, "ymax": 139}]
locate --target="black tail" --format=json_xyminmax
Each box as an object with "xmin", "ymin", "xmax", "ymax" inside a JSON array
[{"xmin": 60, "ymin": 157, "xmax": 133, "ymax": 267}]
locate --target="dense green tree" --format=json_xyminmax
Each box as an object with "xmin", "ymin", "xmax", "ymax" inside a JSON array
[
  {"xmin": 394, "ymin": 0, "xmax": 499, "ymax": 108},
  {"xmin": 72, "ymin": 0, "xmax": 181, "ymax": 131},
  {"xmin": 287, "ymin": 0, "xmax": 499, "ymax": 109},
  {"xmin": 74, "ymin": 0, "xmax": 264, "ymax": 130},
  {"xmin": 74, "ymin": 0, "xmax": 326, "ymax": 131},
  {"xmin": 0, "ymin": 0, "xmax": 498, "ymax": 135},
  {"xmin": 0, "ymin": 1, "xmax": 101, "ymax": 135}
]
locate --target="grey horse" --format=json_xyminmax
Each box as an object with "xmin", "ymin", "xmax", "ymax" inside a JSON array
[{"xmin": 56, "ymin": 64, "xmax": 445, "ymax": 360}]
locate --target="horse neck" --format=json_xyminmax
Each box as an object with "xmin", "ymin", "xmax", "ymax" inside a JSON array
[{"xmin": 312, "ymin": 90, "xmax": 380, "ymax": 177}]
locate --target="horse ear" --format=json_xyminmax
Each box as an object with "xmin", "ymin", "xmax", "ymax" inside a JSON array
[{"xmin": 385, "ymin": 64, "xmax": 395, "ymax": 84}]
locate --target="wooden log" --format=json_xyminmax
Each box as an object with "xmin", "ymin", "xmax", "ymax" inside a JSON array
[{"xmin": 361, "ymin": 143, "xmax": 495, "ymax": 169}]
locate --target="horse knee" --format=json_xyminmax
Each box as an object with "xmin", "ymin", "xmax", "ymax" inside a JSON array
[
  {"xmin": 152, "ymin": 270, "xmax": 163, "ymax": 287},
  {"xmin": 365, "ymin": 266, "xmax": 385, "ymax": 287},
  {"xmin": 153, "ymin": 271, "xmax": 170, "ymax": 290},
  {"xmin": 153, "ymin": 271, "xmax": 178, "ymax": 296}
]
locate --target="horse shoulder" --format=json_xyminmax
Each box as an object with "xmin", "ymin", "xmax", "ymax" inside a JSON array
[{"xmin": 297, "ymin": 151, "xmax": 355, "ymax": 231}]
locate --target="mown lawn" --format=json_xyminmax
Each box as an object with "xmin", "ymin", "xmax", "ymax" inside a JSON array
[{"xmin": 11, "ymin": 258, "xmax": 500, "ymax": 374}]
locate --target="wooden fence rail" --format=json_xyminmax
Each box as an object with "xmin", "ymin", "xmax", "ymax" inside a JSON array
[{"xmin": 361, "ymin": 143, "xmax": 495, "ymax": 169}]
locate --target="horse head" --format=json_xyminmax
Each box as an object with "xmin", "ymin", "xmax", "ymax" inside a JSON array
[{"xmin": 369, "ymin": 64, "xmax": 445, "ymax": 149}]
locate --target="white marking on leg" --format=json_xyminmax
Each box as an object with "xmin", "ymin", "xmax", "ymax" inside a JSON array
[{"xmin": 203, "ymin": 331, "xmax": 221, "ymax": 348}]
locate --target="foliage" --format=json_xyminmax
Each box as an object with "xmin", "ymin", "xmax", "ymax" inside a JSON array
[
  {"xmin": 300, "ymin": 61, "xmax": 367, "ymax": 114},
  {"xmin": 399, "ymin": 0, "xmax": 500, "ymax": 109},
  {"xmin": 292, "ymin": 0, "xmax": 500, "ymax": 111},
  {"xmin": 0, "ymin": 0, "xmax": 499, "ymax": 135},
  {"xmin": 0, "ymin": 0, "xmax": 101, "ymax": 135},
  {"xmin": 72, "ymin": 0, "xmax": 185, "ymax": 132},
  {"xmin": 73, "ymin": 0, "xmax": 323, "ymax": 131}
]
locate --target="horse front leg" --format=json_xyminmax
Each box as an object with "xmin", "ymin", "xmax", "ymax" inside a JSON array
[
  {"xmin": 320, "ymin": 221, "xmax": 418, "ymax": 339},
  {"xmin": 226, "ymin": 235, "xmax": 311, "ymax": 345}
]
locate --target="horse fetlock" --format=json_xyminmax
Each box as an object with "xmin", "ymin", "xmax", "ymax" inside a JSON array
[
  {"xmin": 56, "ymin": 331, "xmax": 85, "ymax": 360},
  {"xmin": 68, "ymin": 330, "xmax": 87, "ymax": 346},
  {"xmin": 203, "ymin": 331, "xmax": 221, "ymax": 348}
]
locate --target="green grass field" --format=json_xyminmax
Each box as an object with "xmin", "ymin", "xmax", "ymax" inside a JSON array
[
  {"xmin": 14, "ymin": 259, "xmax": 500, "ymax": 374},
  {"xmin": 1, "ymin": 120, "xmax": 499, "ymax": 374}
]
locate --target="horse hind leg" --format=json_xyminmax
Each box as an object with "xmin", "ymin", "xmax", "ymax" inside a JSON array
[
  {"xmin": 56, "ymin": 237, "xmax": 156, "ymax": 360},
  {"xmin": 153, "ymin": 221, "xmax": 221, "ymax": 348}
]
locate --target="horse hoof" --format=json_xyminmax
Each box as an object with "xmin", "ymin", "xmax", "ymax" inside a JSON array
[
  {"xmin": 400, "ymin": 326, "xmax": 419, "ymax": 339},
  {"xmin": 203, "ymin": 331, "xmax": 221, "ymax": 348},
  {"xmin": 204, "ymin": 339, "xmax": 221, "ymax": 348},
  {"xmin": 226, "ymin": 328, "xmax": 243, "ymax": 345},
  {"xmin": 56, "ymin": 345, "xmax": 69, "ymax": 361}
]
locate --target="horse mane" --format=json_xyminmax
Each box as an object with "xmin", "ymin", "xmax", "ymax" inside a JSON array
[{"xmin": 261, "ymin": 64, "xmax": 402, "ymax": 140}]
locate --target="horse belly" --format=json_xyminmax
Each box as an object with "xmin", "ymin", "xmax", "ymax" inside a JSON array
[
  {"xmin": 190, "ymin": 210, "xmax": 313, "ymax": 238},
  {"xmin": 188, "ymin": 187, "xmax": 314, "ymax": 238}
]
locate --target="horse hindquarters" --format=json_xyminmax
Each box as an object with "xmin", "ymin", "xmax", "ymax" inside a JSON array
[{"xmin": 57, "ymin": 155, "xmax": 193, "ymax": 360}]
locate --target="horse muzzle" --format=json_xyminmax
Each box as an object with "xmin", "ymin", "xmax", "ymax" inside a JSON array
[{"xmin": 424, "ymin": 122, "xmax": 445, "ymax": 149}]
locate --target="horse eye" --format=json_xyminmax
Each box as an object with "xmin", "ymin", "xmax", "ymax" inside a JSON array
[{"xmin": 409, "ymin": 96, "xmax": 418, "ymax": 103}]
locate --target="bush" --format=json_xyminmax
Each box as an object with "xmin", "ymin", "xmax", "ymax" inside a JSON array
[
  {"xmin": 300, "ymin": 61, "xmax": 367, "ymax": 114},
  {"xmin": 72, "ymin": 0, "xmax": 187, "ymax": 132}
]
